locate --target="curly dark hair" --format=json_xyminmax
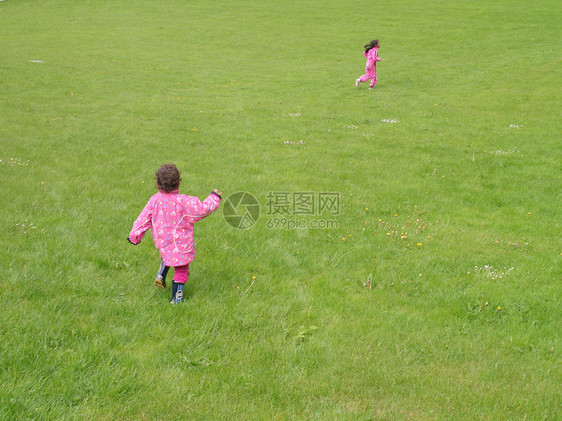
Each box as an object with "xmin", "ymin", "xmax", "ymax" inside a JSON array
[
  {"xmin": 155, "ymin": 163, "xmax": 181, "ymax": 193},
  {"xmin": 364, "ymin": 39, "xmax": 379, "ymax": 53}
]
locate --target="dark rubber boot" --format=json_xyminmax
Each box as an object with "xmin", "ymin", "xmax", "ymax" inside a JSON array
[
  {"xmin": 170, "ymin": 282, "xmax": 184, "ymax": 304},
  {"xmin": 154, "ymin": 260, "xmax": 169, "ymax": 289}
]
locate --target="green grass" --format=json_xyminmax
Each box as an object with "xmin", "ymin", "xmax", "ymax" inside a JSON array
[{"xmin": 1, "ymin": 0, "xmax": 560, "ymax": 419}]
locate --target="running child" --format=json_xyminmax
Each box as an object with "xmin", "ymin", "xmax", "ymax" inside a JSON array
[
  {"xmin": 355, "ymin": 39, "xmax": 381, "ymax": 89},
  {"xmin": 127, "ymin": 163, "xmax": 222, "ymax": 304}
]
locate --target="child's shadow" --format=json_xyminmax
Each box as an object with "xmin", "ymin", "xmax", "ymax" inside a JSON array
[{"xmin": 182, "ymin": 284, "xmax": 195, "ymax": 301}]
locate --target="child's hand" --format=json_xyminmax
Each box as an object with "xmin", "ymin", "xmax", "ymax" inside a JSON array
[{"xmin": 213, "ymin": 189, "xmax": 223, "ymax": 197}]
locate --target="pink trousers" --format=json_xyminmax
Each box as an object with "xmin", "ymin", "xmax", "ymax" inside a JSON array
[
  {"xmin": 359, "ymin": 66, "xmax": 377, "ymax": 87},
  {"xmin": 174, "ymin": 264, "xmax": 190, "ymax": 284}
]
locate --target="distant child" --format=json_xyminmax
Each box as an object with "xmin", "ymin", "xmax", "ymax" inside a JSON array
[
  {"xmin": 127, "ymin": 163, "xmax": 222, "ymax": 304},
  {"xmin": 355, "ymin": 39, "xmax": 381, "ymax": 89}
]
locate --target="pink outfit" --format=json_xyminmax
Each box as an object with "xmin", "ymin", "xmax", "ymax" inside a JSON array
[
  {"xmin": 128, "ymin": 190, "xmax": 221, "ymax": 268},
  {"xmin": 359, "ymin": 47, "xmax": 381, "ymax": 87},
  {"xmin": 173, "ymin": 265, "xmax": 190, "ymax": 284}
]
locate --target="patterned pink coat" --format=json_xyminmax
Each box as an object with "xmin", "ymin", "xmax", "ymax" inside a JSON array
[
  {"xmin": 364, "ymin": 47, "xmax": 381, "ymax": 70},
  {"xmin": 128, "ymin": 190, "xmax": 221, "ymax": 267}
]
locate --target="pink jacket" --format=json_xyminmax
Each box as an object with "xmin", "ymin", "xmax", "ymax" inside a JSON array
[
  {"xmin": 128, "ymin": 190, "xmax": 221, "ymax": 267},
  {"xmin": 364, "ymin": 47, "xmax": 381, "ymax": 68}
]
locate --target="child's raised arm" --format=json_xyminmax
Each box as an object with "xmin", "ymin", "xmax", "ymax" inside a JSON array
[
  {"xmin": 127, "ymin": 199, "xmax": 153, "ymax": 245},
  {"xmin": 184, "ymin": 190, "xmax": 222, "ymax": 223}
]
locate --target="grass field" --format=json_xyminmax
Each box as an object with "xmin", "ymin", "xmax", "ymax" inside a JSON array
[{"xmin": 1, "ymin": 0, "xmax": 561, "ymax": 419}]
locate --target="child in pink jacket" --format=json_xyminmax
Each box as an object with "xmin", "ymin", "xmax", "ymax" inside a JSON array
[
  {"xmin": 355, "ymin": 39, "xmax": 381, "ymax": 89},
  {"xmin": 128, "ymin": 163, "xmax": 222, "ymax": 304}
]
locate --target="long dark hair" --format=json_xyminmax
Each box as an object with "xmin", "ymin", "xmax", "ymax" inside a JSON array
[{"xmin": 364, "ymin": 39, "xmax": 379, "ymax": 53}]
